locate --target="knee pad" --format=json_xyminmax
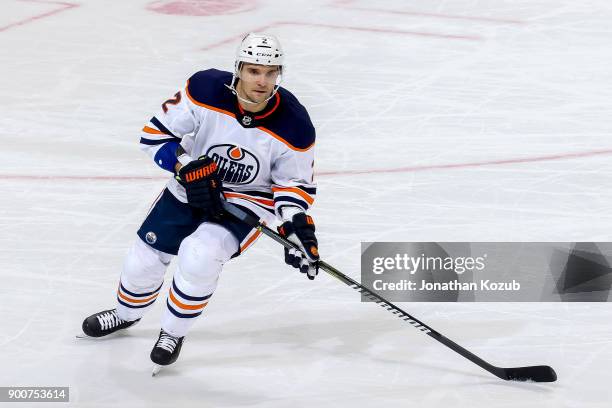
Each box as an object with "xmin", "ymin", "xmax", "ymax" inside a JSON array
[
  {"xmin": 121, "ymin": 238, "xmax": 172, "ymax": 290},
  {"xmin": 176, "ymin": 223, "xmax": 239, "ymax": 291}
]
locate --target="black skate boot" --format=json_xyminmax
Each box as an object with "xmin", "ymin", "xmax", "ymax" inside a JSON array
[
  {"xmin": 150, "ymin": 329, "xmax": 184, "ymax": 373},
  {"xmin": 81, "ymin": 308, "xmax": 140, "ymax": 338}
]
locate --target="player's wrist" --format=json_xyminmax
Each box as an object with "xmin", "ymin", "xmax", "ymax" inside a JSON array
[
  {"xmin": 176, "ymin": 153, "xmax": 192, "ymax": 167},
  {"xmin": 174, "ymin": 144, "xmax": 191, "ymax": 174},
  {"xmin": 279, "ymin": 205, "xmax": 303, "ymax": 222}
]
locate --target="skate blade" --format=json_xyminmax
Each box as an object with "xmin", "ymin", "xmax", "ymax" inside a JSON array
[
  {"xmin": 152, "ymin": 365, "xmax": 162, "ymax": 377},
  {"xmin": 75, "ymin": 330, "xmax": 130, "ymax": 340}
]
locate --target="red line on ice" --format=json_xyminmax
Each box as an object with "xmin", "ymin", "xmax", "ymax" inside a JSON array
[
  {"xmin": 277, "ymin": 21, "xmax": 482, "ymax": 41},
  {"xmin": 2, "ymin": 149, "xmax": 611, "ymax": 182},
  {"xmin": 0, "ymin": 175, "xmax": 164, "ymax": 181},
  {"xmin": 201, "ymin": 20, "xmax": 481, "ymax": 50},
  {"xmin": 0, "ymin": 0, "xmax": 78, "ymax": 33},
  {"xmin": 329, "ymin": 0, "xmax": 525, "ymax": 25},
  {"xmin": 201, "ymin": 23, "xmax": 280, "ymax": 51},
  {"xmin": 316, "ymin": 149, "xmax": 612, "ymax": 176},
  {"xmin": 338, "ymin": 6, "xmax": 525, "ymax": 25}
]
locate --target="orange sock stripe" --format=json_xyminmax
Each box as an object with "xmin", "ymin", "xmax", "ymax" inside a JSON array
[
  {"xmin": 117, "ymin": 290, "xmax": 159, "ymax": 304},
  {"xmin": 169, "ymin": 289, "xmax": 209, "ymax": 311}
]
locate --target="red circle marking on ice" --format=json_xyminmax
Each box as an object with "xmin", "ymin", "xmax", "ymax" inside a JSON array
[{"xmin": 147, "ymin": 0, "xmax": 255, "ymax": 16}]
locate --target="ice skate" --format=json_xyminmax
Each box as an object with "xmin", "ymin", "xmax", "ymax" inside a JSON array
[
  {"xmin": 150, "ymin": 329, "xmax": 184, "ymax": 376},
  {"xmin": 78, "ymin": 308, "xmax": 140, "ymax": 339}
]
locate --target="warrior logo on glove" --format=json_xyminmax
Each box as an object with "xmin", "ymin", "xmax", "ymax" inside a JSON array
[
  {"xmin": 175, "ymin": 155, "xmax": 224, "ymax": 219},
  {"xmin": 183, "ymin": 161, "xmax": 218, "ymax": 182}
]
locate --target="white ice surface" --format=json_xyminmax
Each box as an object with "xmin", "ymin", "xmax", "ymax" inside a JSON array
[{"xmin": 1, "ymin": 0, "xmax": 612, "ymax": 407}]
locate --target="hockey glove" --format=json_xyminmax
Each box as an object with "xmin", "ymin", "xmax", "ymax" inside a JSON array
[
  {"xmin": 175, "ymin": 155, "xmax": 224, "ymax": 218},
  {"xmin": 278, "ymin": 212, "xmax": 320, "ymax": 280}
]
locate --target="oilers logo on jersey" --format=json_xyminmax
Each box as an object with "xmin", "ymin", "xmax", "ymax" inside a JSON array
[{"xmin": 207, "ymin": 144, "xmax": 260, "ymax": 185}]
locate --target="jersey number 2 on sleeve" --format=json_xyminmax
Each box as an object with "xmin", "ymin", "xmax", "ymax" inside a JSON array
[{"xmin": 162, "ymin": 91, "xmax": 182, "ymax": 113}]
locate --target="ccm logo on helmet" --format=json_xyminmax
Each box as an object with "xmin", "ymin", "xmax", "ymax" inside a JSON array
[{"xmin": 206, "ymin": 144, "xmax": 260, "ymax": 185}]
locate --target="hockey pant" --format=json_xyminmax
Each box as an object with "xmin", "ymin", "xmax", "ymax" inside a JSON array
[{"xmin": 116, "ymin": 222, "xmax": 247, "ymax": 337}]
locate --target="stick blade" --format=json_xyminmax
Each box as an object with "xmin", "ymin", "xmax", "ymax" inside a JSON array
[{"xmin": 500, "ymin": 365, "xmax": 557, "ymax": 382}]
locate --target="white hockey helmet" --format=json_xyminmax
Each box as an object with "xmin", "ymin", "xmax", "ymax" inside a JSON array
[
  {"xmin": 226, "ymin": 33, "xmax": 284, "ymax": 105},
  {"xmin": 235, "ymin": 33, "xmax": 284, "ymax": 69}
]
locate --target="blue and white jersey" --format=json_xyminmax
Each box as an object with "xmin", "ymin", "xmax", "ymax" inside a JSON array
[{"xmin": 139, "ymin": 69, "xmax": 316, "ymax": 224}]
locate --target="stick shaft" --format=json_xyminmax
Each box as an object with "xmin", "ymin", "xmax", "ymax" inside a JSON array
[
  {"xmin": 221, "ymin": 202, "xmax": 554, "ymax": 382},
  {"xmin": 254, "ymin": 222, "xmax": 499, "ymax": 373}
]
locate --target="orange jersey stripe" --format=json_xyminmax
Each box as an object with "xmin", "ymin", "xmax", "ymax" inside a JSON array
[
  {"xmin": 240, "ymin": 229, "xmax": 262, "ymax": 252},
  {"xmin": 142, "ymin": 125, "xmax": 165, "ymax": 135},
  {"xmin": 169, "ymin": 289, "xmax": 209, "ymax": 311},
  {"xmin": 185, "ymin": 81, "xmax": 236, "ymax": 118},
  {"xmin": 184, "ymin": 81, "xmax": 312, "ymax": 153},
  {"xmin": 225, "ymin": 192, "xmax": 274, "ymax": 207},
  {"xmin": 272, "ymin": 186, "xmax": 315, "ymax": 205},
  {"xmin": 117, "ymin": 290, "xmax": 159, "ymax": 304},
  {"xmin": 257, "ymin": 126, "xmax": 315, "ymax": 152}
]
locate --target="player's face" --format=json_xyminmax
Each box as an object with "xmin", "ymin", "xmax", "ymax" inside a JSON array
[{"xmin": 237, "ymin": 64, "xmax": 280, "ymax": 104}]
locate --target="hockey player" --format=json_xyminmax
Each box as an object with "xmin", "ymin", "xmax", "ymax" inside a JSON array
[{"xmin": 80, "ymin": 33, "xmax": 320, "ymax": 371}]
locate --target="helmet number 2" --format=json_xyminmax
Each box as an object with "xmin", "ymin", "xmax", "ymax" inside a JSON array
[{"xmin": 162, "ymin": 91, "xmax": 182, "ymax": 113}]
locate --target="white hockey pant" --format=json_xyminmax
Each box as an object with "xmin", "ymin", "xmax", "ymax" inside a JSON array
[{"xmin": 116, "ymin": 222, "xmax": 239, "ymax": 337}]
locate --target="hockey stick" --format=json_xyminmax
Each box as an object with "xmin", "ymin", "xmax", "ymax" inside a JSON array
[{"xmin": 222, "ymin": 201, "xmax": 557, "ymax": 383}]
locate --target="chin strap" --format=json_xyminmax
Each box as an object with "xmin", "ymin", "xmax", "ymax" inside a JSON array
[{"xmin": 224, "ymin": 72, "xmax": 281, "ymax": 105}]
